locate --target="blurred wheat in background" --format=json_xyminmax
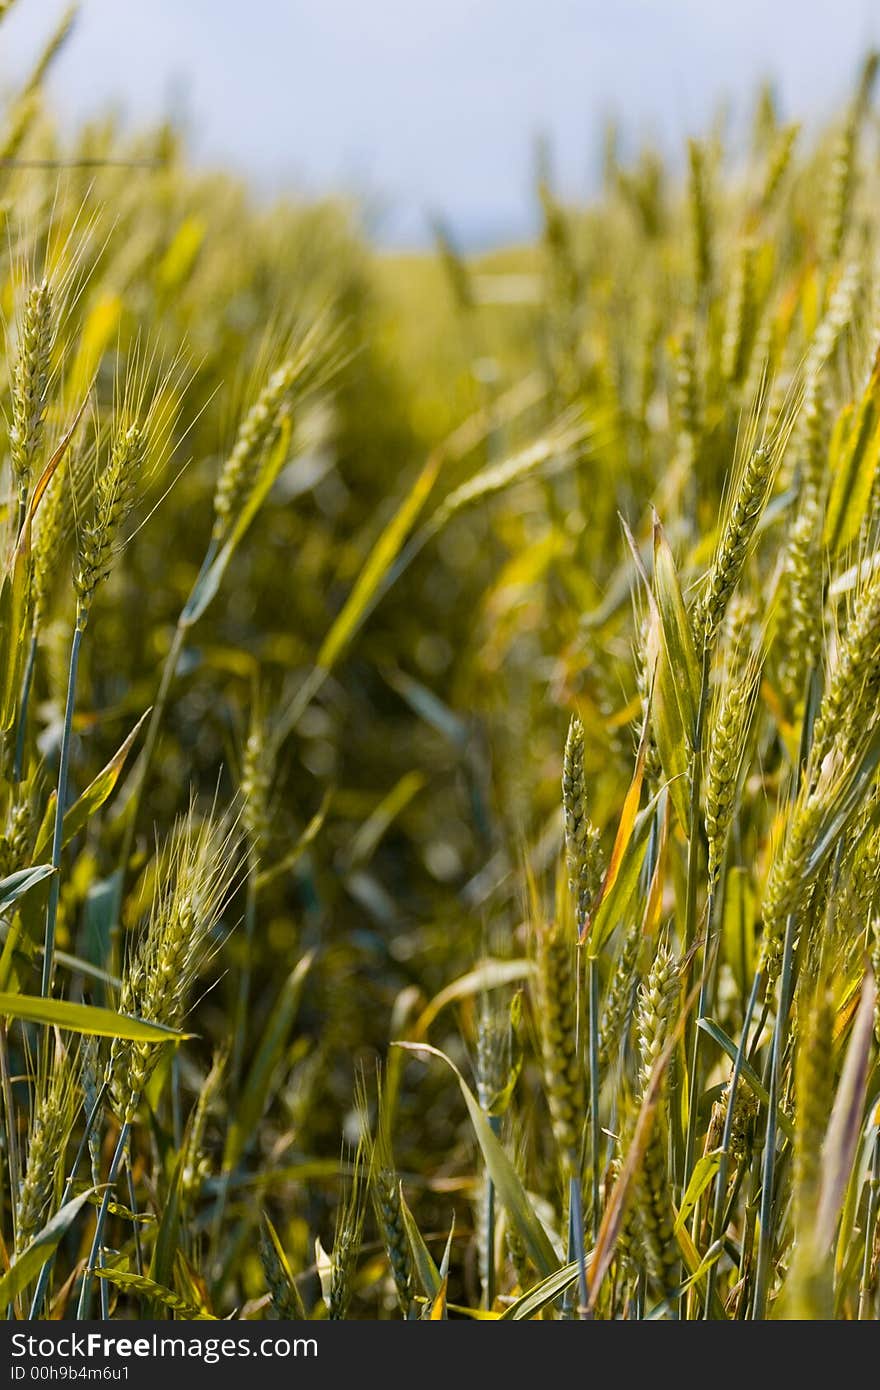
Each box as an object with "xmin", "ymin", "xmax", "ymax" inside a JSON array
[{"xmin": 0, "ymin": 0, "xmax": 877, "ymax": 1322}]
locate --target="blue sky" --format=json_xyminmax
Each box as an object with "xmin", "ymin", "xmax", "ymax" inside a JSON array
[{"xmin": 3, "ymin": 1, "xmax": 879, "ymax": 246}]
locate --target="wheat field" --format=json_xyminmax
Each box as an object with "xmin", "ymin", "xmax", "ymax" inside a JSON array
[{"xmin": 0, "ymin": 2, "xmax": 877, "ymax": 1322}]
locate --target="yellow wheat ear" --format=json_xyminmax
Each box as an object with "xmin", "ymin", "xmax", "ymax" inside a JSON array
[
  {"xmin": 108, "ymin": 806, "xmax": 242, "ymax": 1124},
  {"xmin": 9, "ymin": 278, "xmax": 53, "ymax": 526},
  {"xmin": 698, "ymin": 365, "xmax": 802, "ymax": 653}
]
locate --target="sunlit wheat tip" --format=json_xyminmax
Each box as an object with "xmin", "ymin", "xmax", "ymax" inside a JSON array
[{"xmin": 9, "ymin": 277, "xmax": 53, "ymax": 516}]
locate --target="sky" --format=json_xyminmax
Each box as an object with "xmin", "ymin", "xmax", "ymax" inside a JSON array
[{"xmin": 2, "ymin": 1, "xmax": 880, "ymax": 248}]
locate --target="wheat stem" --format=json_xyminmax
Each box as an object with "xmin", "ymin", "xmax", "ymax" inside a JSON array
[
  {"xmin": 752, "ymin": 909, "xmax": 797, "ymax": 1319},
  {"xmin": 676, "ymin": 645, "xmax": 711, "ymax": 1228},
  {"xmin": 560, "ymin": 942, "xmax": 587, "ymax": 1320},
  {"xmin": 12, "ymin": 634, "xmax": 37, "ymax": 785},
  {"xmin": 683, "ymin": 883, "xmax": 718, "ymax": 1316},
  {"xmin": 230, "ymin": 855, "xmax": 258, "ymax": 1093},
  {"xmin": 484, "ymin": 1114, "xmax": 499, "ymax": 1310},
  {"xmin": 0, "ymin": 1025, "xmax": 19, "ymax": 1255},
  {"xmin": 41, "ymin": 622, "xmax": 83, "ymax": 998},
  {"xmin": 704, "ymin": 966, "xmax": 762, "ymax": 1316},
  {"xmin": 30, "ymin": 1080, "xmax": 107, "ymax": 1318},
  {"xmin": 588, "ymin": 954, "xmax": 601, "ymax": 1246},
  {"xmin": 858, "ymin": 1127, "xmax": 880, "ymax": 1319},
  {"xmin": 685, "ymin": 648, "xmax": 711, "ymax": 959},
  {"xmin": 568, "ymin": 1174, "xmax": 589, "ymax": 1318},
  {"xmin": 76, "ymin": 1121, "xmax": 129, "ymax": 1320}
]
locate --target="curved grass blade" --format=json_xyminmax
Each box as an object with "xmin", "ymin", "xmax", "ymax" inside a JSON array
[
  {"xmin": 33, "ymin": 709, "xmax": 151, "ymax": 861},
  {"xmin": 622, "ymin": 516, "xmax": 691, "ymax": 828},
  {"xmin": 412, "ymin": 957, "xmax": 535, "ymax": 1040},
  {"xmin": 698, "ymin": 1016, "xmax": 795, "ymax": 1141},
  {"xmin": 584, "ymin": 725, "xmax": 650, "ymax": 949},
  {"xmin": 499, "ymin": 1260, "xmax": 581, "ymax": 1319},
  {"xmin": 316, "ymin": 451, "xmax": 441, "ymax": 675},
  {"xmin": 345, "ymin": 770, "xmax": 426, "ymax": 870},
  {"xmin": 93, "ymin": 1268, "xmax": 216, "ymax": 1319},
  {"xmin": 0, "ymin": 992, "xmax": 188, "ymax": 1042},
  {"xmin": 825, "ymin": 349, "xmax": 880, "ymax": 555},
  {"xmin": 262, "ymin": 1212, "xmax": 306, "ymax": 1318},
  {"xmin": 652, "ymin": 513, "xmax": 700, "ymax": 736},
  {"xmin": 398, "ymin": 1183, "xmax": 442, "ymax": 1298},
  {"xmin": 255, "ymin": 787, "xmax": 333, "ymax": 890},
  {"xmin": 816, "ymin": 973, "xmax": 876, "ymax": 1250},
  {"xmin": 0, "ymin": 864, "xmax": 54, "ymax": 910},
  {"xmin": 0, "ymin": 1188, "xmax": 97, "ymax": 1306},
  {"xmin": 395, "ymin": 1040, "xmax": 558, "ymax": 1279},
  {"xmin": 674, "ymin": 1149, "xmax": 723, "ymax": 1233},
  {"xmin": 587, "ymin": 791, "xmax": 662, "ymax": 957},
  {"xmin": 150, "ymin": 1148, "xmax": 185, "ymax": 1296}
]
